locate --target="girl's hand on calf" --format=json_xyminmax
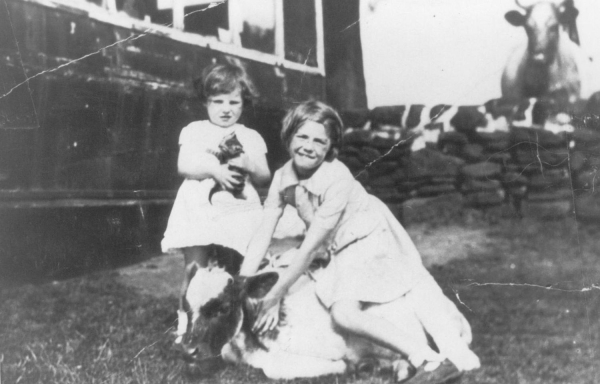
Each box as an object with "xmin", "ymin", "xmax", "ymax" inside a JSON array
[{"xmin": 252, "ymin": 297, "xmax": 281, "ymax": 334}]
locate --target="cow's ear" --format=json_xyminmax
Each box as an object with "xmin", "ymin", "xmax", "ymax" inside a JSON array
[
  {"xmin": 505, "ymin": 10, "xmax": 525, "ymax": 26},
  {"xmin": 244, "ymin": 272, "xmax": 279, "ymax": 299},
  {"xmin": 558, "ymin": 5, "xmax": 578, "ymax": 24}
]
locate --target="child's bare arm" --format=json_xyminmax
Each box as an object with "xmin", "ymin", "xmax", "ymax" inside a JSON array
[
  {"xmin": 266, "ymin": 224, "xmax": 332, "ymax": 300},
  {"xmin": 229, "ymin": 153, "xmax": 271, "ymax": 187},
  {"xmin": 252, "ymin": 224, "xmax": 333, "ymax": 333},
  {"xmin": 241, "ymin": 207, "xmax": 284, "ymax": 276},
  {"xmin": 177, "ymin": 144, "xmax": 242, "ymax": 189},
  {"xmin": 248, "ymin": 153, "xmax": 271, "ymax": 187}
]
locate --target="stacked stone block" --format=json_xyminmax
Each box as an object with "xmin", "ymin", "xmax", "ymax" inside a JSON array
[
  {"xmin": 509, "ymin": 127, "xmax": 573, "ymax": 217},
  {"xmin": 337, "ymin": 97, "xmax": 600, "ymax": 219},
  {"xmin": 339, "ymin": 107, "xmax": 414, "ymax": 204},
  {"xmin": 571, "ymin": 126, "xmax": 600, "ymax": 220}
]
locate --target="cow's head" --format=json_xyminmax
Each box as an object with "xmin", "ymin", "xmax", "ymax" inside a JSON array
[
  {"xmin": 505, "ymin": 0, "xmax": 579, "ymax": 64},
  {"xmin": 176, "ymin": 263, "xmax": 279, "ymax": 376}
]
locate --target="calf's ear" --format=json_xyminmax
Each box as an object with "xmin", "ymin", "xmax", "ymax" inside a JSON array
[
  {"xmin": 181, "ymin": 262, "xmax": 201, "ymax": 312},
  {"xmin": 244, "ymin": 272, "xmax": 279, "ymax": 299},
  {"xmin": 505, "ymin": 10, "xmax": 525, "ymax": 26},
  {"xmin": 183, "ymin": 262, "xmax": 200, "ymax": 292}
]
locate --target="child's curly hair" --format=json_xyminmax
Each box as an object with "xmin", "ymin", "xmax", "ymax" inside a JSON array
[
  {"xmin": 281, "ymin": 100, "xmax": 344, "ymax": 161},
  {"xmin": 194, "ymin": 62, "xmax": 259, "ymax": 106}
]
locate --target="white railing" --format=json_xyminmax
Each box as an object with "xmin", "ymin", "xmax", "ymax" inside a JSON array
[{"xmin": 19, "ymin": 0, "xmax": 325, "ymax": 76}]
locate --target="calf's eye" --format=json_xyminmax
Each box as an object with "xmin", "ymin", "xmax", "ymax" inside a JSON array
[{"xmin": 218, "ymin": 304, "xmax": 231, "ymax": 316}]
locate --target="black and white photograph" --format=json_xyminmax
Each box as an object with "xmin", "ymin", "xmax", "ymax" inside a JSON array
[{"xmin": 1, "ymin": 0, "xmax": 600, "ymax": 383}]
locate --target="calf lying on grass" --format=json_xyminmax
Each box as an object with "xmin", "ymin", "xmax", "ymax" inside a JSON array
[{"xmin": 175, "ymin": 249, "xmax": 473, "ymax": 381}]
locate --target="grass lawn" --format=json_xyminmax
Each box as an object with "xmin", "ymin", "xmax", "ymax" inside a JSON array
[{"xmin": 1, "ymin": 209, "xmax": 600, "ymax": 383}]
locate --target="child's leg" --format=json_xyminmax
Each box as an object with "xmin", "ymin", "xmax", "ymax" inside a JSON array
[
  {"xmin": 407, "ymin": 278, "xmax": 480, "ymax": 371},
  {"xmin": 179, "ymin": 245, "xmax": 214, "ymax": 310},
  {"xmin": 330, "ymin": 300, "xmax": 442, "ymax": 368}
]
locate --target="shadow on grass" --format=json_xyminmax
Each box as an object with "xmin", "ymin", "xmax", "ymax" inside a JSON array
[
  {"xmin": 0, "ymin": 205, "xmax": 170, "ymax": 288},
  {"xmin": 430, "ymin": 217, "xmax": 600, "ymax": 384},
  {"xmin": 0, "ymin": 272, "xmax": 388, "ymax": 384},
  {"xmin": 2, "ymin": 213, "xmax": 600, "ymax": 383}
]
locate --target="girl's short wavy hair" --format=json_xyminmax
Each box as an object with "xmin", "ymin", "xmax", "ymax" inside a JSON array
[
  {"xmin": 194, "ymin": 62, "xmax": 259, "ymax": 105},
  {"xmin": 281, "ymin": 100, "xmax": 344, "ymax": 161}
]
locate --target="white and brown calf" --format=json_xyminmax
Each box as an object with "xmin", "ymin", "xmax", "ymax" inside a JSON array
[{"xmin": 174, "ymin": 250, "xmax": 473, "ymax": 381}]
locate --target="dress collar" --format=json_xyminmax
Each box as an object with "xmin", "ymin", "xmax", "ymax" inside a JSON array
[
  {"xmin": 206, "ymin": 121, "xmax": 240, "ymax": 132},
  {"xmin": 279, "ymin": 159, "xmax": 340, "ymax": 195}
]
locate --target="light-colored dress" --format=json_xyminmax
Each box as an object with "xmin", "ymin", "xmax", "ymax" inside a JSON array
[
  {"xmin": 265, "ymin": 158, "xmax": 431, "ymax": 307},
  {"xmin": 161, "ymin": 121, "xmax": 266, "ymax": 255},
  {"xmin": 264, "ymin": 158, "xmax": 477, "ymax": 365}
]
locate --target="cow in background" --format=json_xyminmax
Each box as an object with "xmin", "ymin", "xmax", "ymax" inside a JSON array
[{"xmin": 501, "ymin": 0, "xmax": 593, "ymax": 105}]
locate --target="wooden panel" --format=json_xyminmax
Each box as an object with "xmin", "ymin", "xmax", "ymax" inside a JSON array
[{"xmin": 0, "ymin": 128, "xmax": 36, "ymax": 189}]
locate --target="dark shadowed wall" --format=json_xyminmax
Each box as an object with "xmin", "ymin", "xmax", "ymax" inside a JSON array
[{"xmin": 323, "ymin": 0, "xmax": 368, "ymax": 111}]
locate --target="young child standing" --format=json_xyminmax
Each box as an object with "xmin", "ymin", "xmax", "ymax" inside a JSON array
[
  {"xmin": 162, "ymin": 62, "xmax": 271, "ymax": 308},
  {"xmin": 240, "ymin": 100, "xmax": 480, "ymax": 383}
]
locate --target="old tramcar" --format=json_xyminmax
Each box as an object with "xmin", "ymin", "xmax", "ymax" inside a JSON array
[{"xmin": 0, "ymin": 0, "xmax": 364, "ymax": 278}]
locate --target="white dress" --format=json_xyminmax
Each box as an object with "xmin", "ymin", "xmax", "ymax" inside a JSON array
[
  {"xmin": 264, "ymin": 159, "xmax": 428, "ymax": 308},
  {"xmin": 161, "ymin": 121, "xmax": 267, "ymax": 255},
  {"xmin": 264, "ymin": 159, "xmax": 478, "ymax": 367}
]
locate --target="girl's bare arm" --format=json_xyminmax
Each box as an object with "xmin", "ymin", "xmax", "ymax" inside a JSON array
[
  {"xmin": 177, "ymin": 144, "xmax": 242, "ymax": 189},
  {"xmin": 265, "ymin": 224, "xmax": 333, "ymax": 301},
  {"xmin": 252, "ymin": 223, "xmax": 333, "ymax": 333},
  {"xmin": 240, "ymin": 207, "xmax": 284, "ymax": 276},
  {"xmin": 229, "ymin": 152, "xmax": 271, "ymax": 187},
  {"xmin": 247, "ymin": 153, "xmax": 271, "ymax": 187}
]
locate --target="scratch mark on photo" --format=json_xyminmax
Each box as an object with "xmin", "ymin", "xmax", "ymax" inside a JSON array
[
  {"xmin": 132, "ymin": 341, "xmax": 159, "ymax": 360},
  {"xmin": 0, "ymin": 1, "xmax": 226, "ymax": 101},
  {"xmin": 453, "ymin": 288, "xmax": 472, "ymax": 312},
  {"xmin": 1, "ymin": 0, "xmax": 40, "ymax": 127},
  {"xmin": 468, "ymin": 281, "xmax": 600, "ymax": 293},
  {"xmin": 354, "ymin": 135, "xmax": 416, "ymax": 179}
]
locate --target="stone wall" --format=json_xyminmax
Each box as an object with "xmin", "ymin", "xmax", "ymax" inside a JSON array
[{"xmin": 338, "ymin": 96, "xmax": 600, "ymax": 219}]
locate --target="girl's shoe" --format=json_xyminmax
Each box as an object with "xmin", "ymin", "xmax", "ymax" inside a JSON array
[{"xmin": 400, "ymin": 360, "xmax": 462, "ymax": 384}]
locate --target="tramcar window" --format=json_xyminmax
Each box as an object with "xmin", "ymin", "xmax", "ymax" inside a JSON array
[
  {"xmin": 115, "ymin": 0, "xmax": 146, "ymax": 20},
  {"xmin": 115, "ymin": 0, "xmax": 172, "ymax": 25},
  {"xmin": 283, "ymin": 0, "xmax": 317, "ymax": 67},
  {"xmin": 183, "ymin": 3, "xmax": 228, "ymax": 37},
  {"xmin": 238, "ymin": 0, "xmax": 276, "ymax": 54},
  {"xmin": 78, "ymin": 0, "xmax": 322, "ymax": 71}
]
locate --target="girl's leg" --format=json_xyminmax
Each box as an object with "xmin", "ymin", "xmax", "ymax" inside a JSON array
[
  {"xmin": 330, "ymin": 300, "xmax": 442, "ymax": 368},
  {"xmin": 407, "ymin": 279, "xmax": 480, "ymax": 371},
  {"xmin": 179, "ymin": 245, "xmax": 214, "ymax": 310}
]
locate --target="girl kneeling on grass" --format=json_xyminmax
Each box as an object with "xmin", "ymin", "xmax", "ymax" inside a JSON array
[{"xmin": 240, "ymin": 100, "xmax": 480, "ymax": 382}]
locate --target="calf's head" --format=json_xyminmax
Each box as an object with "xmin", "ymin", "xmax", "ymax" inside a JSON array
[{"xmin": 176, "ymin": 263, "xmax": 279, "ymax": 376}]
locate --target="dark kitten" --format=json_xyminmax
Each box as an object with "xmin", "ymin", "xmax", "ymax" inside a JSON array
[
  {"xmin": 208, "ymin": 132, "xmax": 247, "ymax": 203},
  {"xmin": 214, "ymin": 131, "xmax": 244, "ymax": 162}
]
